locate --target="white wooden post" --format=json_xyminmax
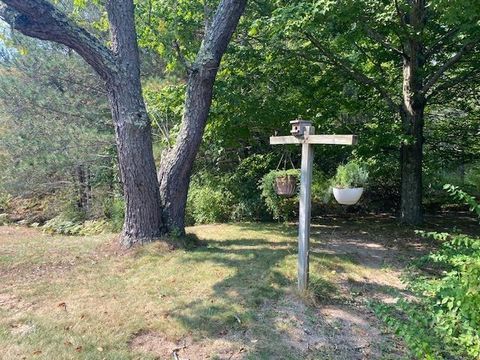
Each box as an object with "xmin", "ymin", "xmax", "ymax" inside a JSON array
[
  {"xmin": 270, "ymin": 120, "xmax": 357, "ymax": 291},
  {"xmin": 298, "ymin": 125, "xmax": 314, "ymax": 291}
]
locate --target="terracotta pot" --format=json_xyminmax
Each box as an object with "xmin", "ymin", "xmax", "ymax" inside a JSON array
[
  {"xmin": 333, "ymin": 187, "xmax": 364, "ymax": 205},
  {"xmin": 275, "ymin": 175, "xmax": 297, "ymax": 197}
]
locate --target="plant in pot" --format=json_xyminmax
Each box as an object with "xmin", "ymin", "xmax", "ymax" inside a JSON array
[
  {"xmin": 274, "ymin": 169, "xmax": 298, "ymax": 197},
  {"xmin": 331, "ymin": 161, "xmax": 369, "ymax": 205},
  {"xmin": 260, "ymin": 169, "xmax": 300, "ymax": 221}
]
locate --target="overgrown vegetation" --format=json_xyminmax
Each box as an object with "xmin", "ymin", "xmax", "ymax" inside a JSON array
[{"xmin": 373, "ymin": 185, "xmax": 480, "ymax": 359}]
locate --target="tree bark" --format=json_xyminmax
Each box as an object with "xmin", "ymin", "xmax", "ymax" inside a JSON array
[
  {"xmin": 399, "ymin": 0, "xmax": 426, "ymax": 225},
  {"xmin": 105, "ymin": 0, "xmax": 164, "ymax": 246},
  {"xmin": 0, "ymin": 0, "xmax": 165, "ymax": 246},
  {"xmin": 157, "ymin": 0, "xmax": 247, "ymax": 233}
]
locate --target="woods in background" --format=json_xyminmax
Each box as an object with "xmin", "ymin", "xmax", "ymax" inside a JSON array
[{"xmin": 0, "ymin": 0, "xmax": 478, "ymax": 241}]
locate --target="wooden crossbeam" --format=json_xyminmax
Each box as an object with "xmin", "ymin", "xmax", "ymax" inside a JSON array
[{"xmin": 270, "ymin": 134, "xmax": 357, "ymax": 146}]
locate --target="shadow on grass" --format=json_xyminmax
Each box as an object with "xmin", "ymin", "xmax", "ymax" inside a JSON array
[
  {"xmin": 163, "ymin": 231, "xmax": 399, "ymax": 358},
  {"xmin": 167, "ymin": 236, "xmax": 305, "ymax": 358}
]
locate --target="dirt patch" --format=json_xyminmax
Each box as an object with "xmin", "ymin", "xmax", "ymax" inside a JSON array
[
  {"xmin": 263, "ymin": 293, "xmax": 404, "ymax": 359},
  {"xmin": 0, "ymin": 293, "xmax": 34, "ymax": 313},
  {"xmin": 129, "ymin": 330, "xmax": 247, "ymax": 359}
]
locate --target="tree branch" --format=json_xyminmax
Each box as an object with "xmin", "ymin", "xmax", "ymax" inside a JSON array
[
  {"xmin": 364, "ymin": 25, "xmax": 407, "ymax": 59},
  {"xmin": 305, "ymin": 32, "xmax": 397, "ymax": 111},
  {"xmin": 424, "ymin": 28, "xmax": 459, "ymax": 60},
  {"xmin": 0, "ymin": 0, "xmax": 116, "ymax": 80},
  {"xmin": 423, "ymin": 40, "xmax": 479, "ymax": 95},
  {"xmin": 427, "ymin": 66, "xmax": 480, "ymax": 102},
  {"xmin": 172, "ymin": 38, "xmax": 192, "ymax": 72}
]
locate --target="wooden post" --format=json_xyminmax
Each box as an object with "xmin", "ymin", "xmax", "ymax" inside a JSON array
[
  {"xmin": 298, "ymin": 125, "xmax": 315, "ymax": 291},
  {"xmin": 270, "ymin": 120, "xmax": 357, "ymax": 291}
]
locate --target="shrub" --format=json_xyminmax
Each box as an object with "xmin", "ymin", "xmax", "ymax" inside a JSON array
[
  {"xmin": 187, "ymin": 177, "xmax": 233, "ymax": 225},
  {"xmin": 227, "ymin": 154, "xmax": 276, "ymax": 221},
  {"xmin": 102, "ymin": 196, "xmax": 125, "ymax": 232},
  {"xmin": 466, "ymin": 164, "xmax": 480, "ymax": 192},
  {"xmin": 374, "ymin": 184, "xmax": 480, "ymax": 359},
  {"xmin": 0, "ymin": 191, "xmax": 12, "ymax": 212},
  {"xmin": 331, "ymin": 160, "xmax": 369, "ymax": 188},
  {"xmin": 43, "ymin": 216, "xmax": 108, "ymax": 235}
]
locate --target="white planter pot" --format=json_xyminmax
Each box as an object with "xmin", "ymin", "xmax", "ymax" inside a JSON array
[{"xmin": 333, "ymin": 187, "xmax": 364, "ymax": 205}]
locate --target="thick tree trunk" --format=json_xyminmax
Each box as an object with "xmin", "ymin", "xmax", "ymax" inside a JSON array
[
  {"xmin": 399, "ymin": 1, "xmax": 426, "ymax": 225},
  {"xmin": 106, "ymin": 0, "xmax": 164, "ymax": 246},
  {"xmin": 107, "ymin": 79, "xmax": 164, "ymax": 246},
  {"xmin": 157, "ymin": 62, "xmax": 217, "ymax": 232},
  {"xmin": 157, "ymin": 0, "xmax": 247, "ymax": 233}
]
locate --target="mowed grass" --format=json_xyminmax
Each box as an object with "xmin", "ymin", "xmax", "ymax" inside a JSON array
[{"xmin": 0, "ymin": 223, "xmax": 394, "ymax": 359}]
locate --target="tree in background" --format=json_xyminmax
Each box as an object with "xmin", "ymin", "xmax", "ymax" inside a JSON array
[
  {"xmin": 0, "ymin": 37, "xmax": 113, "ymax": 211},
  {"xmin": 268, "ymin": 0, "xmax": 480, "ymax": 224}
]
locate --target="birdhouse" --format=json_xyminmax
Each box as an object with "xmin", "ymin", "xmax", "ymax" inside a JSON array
[{"xmin": 290, "ymin": 120, "xmax": 312, "ymax": 138}]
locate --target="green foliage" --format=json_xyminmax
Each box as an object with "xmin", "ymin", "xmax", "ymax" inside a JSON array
[
  {"xmin": 331, "ymin": 161, "xmax": 369, "ymax": 189},
  {"xmin": 0, "ymin": 191, "xmax": 12, "ymax": 212},
  {"xmin": 43, "ymin": 216, "xmax": 108, "ymax": 236},
  {"xmin": 226, "ymin": 154, "xmax": 277, "ymax": 221},
  {"xmin": 186, "ymin": 174, "xmax": 234, "ymax": 225},
  {"xmin": 443, "ymin": 184, "xmax": 480, "ymax": 217},
  {"xmin": 466, "ymin": 165, "xmax": 480, "ymax": 192},
  {"xmin": 374, "ymin": 185, "xmax": 480, "ymax": 359},
  {"xmin": 260, "ymin": 169, "xmax": 300, "ymax": 221},
  {"xmin": 102, "ymin": 196, "xmax": 125, "ymax": 233}
]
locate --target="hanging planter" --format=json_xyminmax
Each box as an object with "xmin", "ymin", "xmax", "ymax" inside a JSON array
[
  {"xmin": 275, "ymin": 174, "xmax": 297, "ymax": 197},
  {"xmin": 331, "ymin": 160, "xmax": 369, "ymax": 205},
  {"xmin": 332, "ymin": 187, "xmax": 364, "ymax": 205}
]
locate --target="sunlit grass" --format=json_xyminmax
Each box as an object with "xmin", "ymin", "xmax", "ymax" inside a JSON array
[{"xmin": 0, "ymin": 223, "xmax": 401, "ymax": 359}]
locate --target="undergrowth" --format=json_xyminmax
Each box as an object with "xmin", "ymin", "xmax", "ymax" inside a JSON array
[{"xmin": 372, "ymin": 184, "xmax": 480, "ymax": 359}]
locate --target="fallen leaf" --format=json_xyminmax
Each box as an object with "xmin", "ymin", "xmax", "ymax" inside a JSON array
[
  {"xmin": 32, "ymin": 350, "xmax": 42, "ymax": 355},
  {"xmin": 75, "ymin": 346, "xmax": 82, "ymax": 352}
]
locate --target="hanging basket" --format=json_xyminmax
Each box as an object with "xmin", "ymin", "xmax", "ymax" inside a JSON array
[
  {"xmin": 332, "ymin": 187, "xmax": 364, "ymax": 205},
  {"xmin": 275, "ymin": 175, "xmax": 297, "ymax": 197}
]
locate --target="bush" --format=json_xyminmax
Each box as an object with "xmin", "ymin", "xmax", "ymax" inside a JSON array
[
  {"xmin": 102, "ymin": 196, "xmax": 125, "ymax": 232},
  {"xmin": 227, "ymin": 154, "xmax": 277, "ymax": 221},
  {"xmin": 374, "ymin": 185, "xmax": 480, "ymax": 359},
  {"xmin": 466, "ymin": 164, "xmax": 480, "ymax": 192},
  {"xmin": 43, "ymin": 216, "xmax": 108, "ymax": 235},
  {"xmin": 0, "ymin": 191, "xmax": 12, "ymax": 212},
  {"xmin": 331, "ymin": 160, "xmax": 369, "ymax": 188},
  {"xmin": 186, "ymin": 176, "xmax": 233, "ymax": 225}
]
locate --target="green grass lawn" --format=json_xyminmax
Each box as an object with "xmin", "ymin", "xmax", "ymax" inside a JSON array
[{"xmin": 0, "ymin": 222, "xmax": 411, "ymax": 359}]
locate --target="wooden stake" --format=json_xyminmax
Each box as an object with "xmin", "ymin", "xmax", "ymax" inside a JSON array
[{"xmin": 298, "ymin": 125, "xmax": 315, "ymax": 291}]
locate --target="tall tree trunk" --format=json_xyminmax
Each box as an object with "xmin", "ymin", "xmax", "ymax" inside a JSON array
[
  {"xmin": 399, "ymin": 103, "xmax": 425, "ymax": 225},
  {"xmin": 399, "ymin": 0, "xmax": 426, "ymax": 225},
  {"xmin": 0, "ymin": 0, "xmax": 165, "ymax": 246},
  {"xmin": 157, "ymin": 0, "xmax": 247, "ymax": 233},
  {"xmin": 75, "ymin": 164, "xmax": 89, "ymax": 211},
  {"xmin": 107, "ymin": 78, "xmax": 164, "ymax": 246},
  {"xmin": 106, "ymin": 0, "xmax": 164, "ymax": 246}
]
